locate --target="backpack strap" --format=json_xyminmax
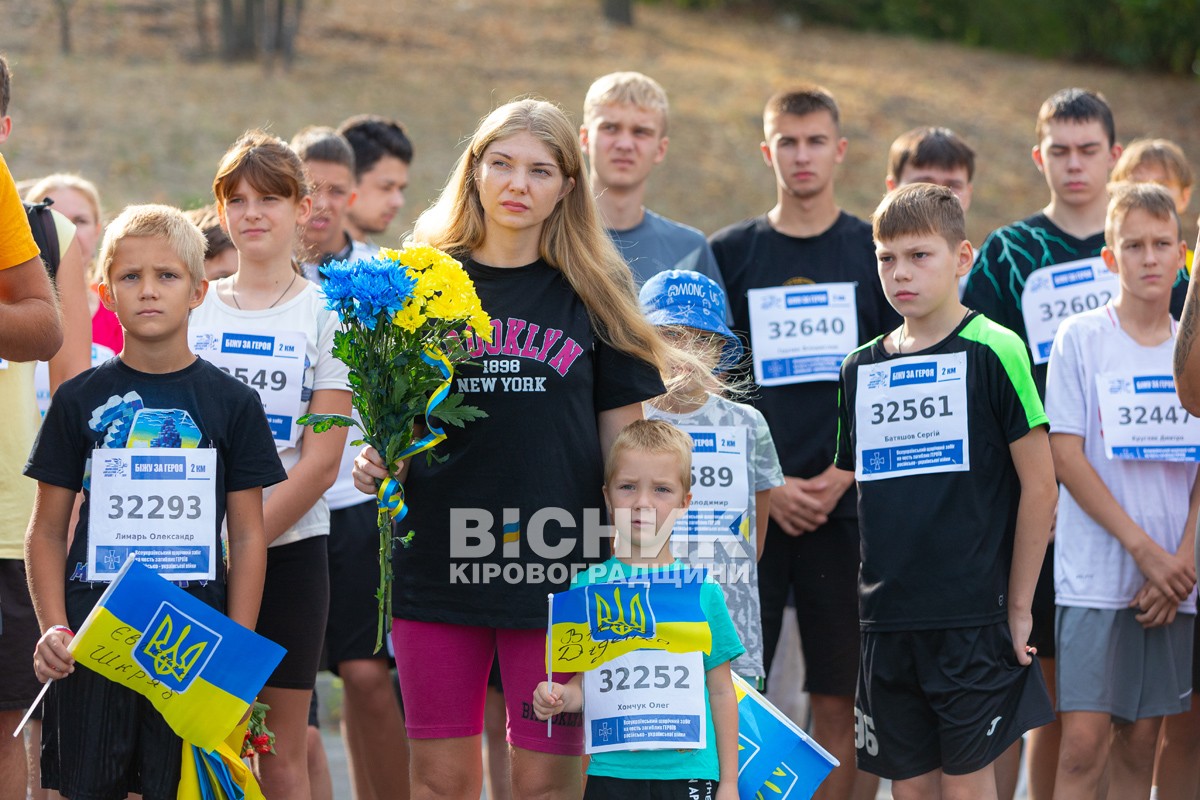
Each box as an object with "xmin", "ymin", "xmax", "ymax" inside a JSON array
[{"xmin": 24, "ymin": 199, "xmax": 61, "ymax": 284}]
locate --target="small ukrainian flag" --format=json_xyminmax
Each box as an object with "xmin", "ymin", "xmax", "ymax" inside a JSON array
[
  {"xmin": 549, "ymin": 572, "xmax": 711, "ymax": 672},
  {"xmin": 69, "ymin": 557, "xmax": 285, "ymax": 750}
]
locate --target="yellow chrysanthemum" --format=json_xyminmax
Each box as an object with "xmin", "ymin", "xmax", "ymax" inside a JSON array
[
  {"xmin": 384, "ymin": 243, "xmax": 493, "ymax": 341},
  {"xmin": 397, "ymin": 243, "xmax": 462, "ymax": 276},
  {"xmin": 392, "ymin": 300, "xmax": 427, "ymax": 333},
  {"xmin": 470, "ymin": 314, "xmax": 494, "ymax": 343}
]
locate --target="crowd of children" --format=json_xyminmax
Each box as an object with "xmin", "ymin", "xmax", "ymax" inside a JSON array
[{"xmin": 1, "ymin": 46, "xmax": 1199, "ymax": 800}]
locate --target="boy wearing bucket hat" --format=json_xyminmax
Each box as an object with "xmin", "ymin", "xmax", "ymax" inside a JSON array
[{"xmin": 640, "ymin": 270, "xmax": 784, "ymax": 687}]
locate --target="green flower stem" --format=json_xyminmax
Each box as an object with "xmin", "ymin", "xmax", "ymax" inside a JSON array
[
  {"xmin": 375, "ymin": 505, "xmax": 392, "ymax": 655},
  {"xmin": 348, "ymin": 315, "xmax": 478, "ymax": 653}
]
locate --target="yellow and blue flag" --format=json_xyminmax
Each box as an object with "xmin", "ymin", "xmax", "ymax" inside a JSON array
[
  {"xmin": 734, "ymin": 674, "xmax": 839, "ymax": 799},
  {"xmin": 69, "ymin": 557, "xmax": 285, "ymax": 751},
  {"xmin": 549, "ymin": 574, "xmax": 711, "ymax": 672}
]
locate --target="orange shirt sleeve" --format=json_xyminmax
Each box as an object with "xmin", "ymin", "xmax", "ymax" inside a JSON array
[{"xmin": 0, "ymin": 153, "xmax": 41, "ymax": 271}]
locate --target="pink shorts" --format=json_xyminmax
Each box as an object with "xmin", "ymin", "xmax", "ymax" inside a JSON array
[{"xmin": 392, "ymin": 619, "xmax": 584, "ymax": 755}]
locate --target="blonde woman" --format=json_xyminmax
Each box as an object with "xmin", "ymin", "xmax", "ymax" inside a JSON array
[{"xmin": 354, "ymin": 99, "xmax": 667, "ymax": 799}]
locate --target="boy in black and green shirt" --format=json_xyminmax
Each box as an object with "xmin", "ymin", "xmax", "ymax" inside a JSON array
[{"xmin": 836, "ymin": 184, "xmax": 1056, "ymax": 797}]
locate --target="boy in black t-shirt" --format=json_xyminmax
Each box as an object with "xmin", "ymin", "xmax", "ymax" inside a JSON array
[
  {"xmin": 836, "ymin": 184, "xmax": 1056, "ymax": 798},
  {"xmin": 25, "ymin": 204, "xmax": 285, "ymax": 800},
  {"xmin": 709, "ymin": 85, "xmax": 898, "ymax": 799}
]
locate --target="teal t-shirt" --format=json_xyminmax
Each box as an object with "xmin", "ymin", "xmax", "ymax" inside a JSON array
[{"xmin": 575, "ymin": 557, "xmax": 744, "ymax": 782}]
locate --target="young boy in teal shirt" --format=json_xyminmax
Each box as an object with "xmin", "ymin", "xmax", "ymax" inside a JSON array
[{"xmin": 534, "ymin": 419, "xmax": 743, "ymax": 800}]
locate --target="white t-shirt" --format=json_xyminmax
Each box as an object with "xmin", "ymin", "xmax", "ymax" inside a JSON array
[
  {"xmin": 644, "ymin": 393, "xmax": 785, "ymax": 679},
  {"xmin": 1045, "ymin": 304, "xmax": 1197, "ymax": 611},
  {"xmin": 301, "ymin": 239, "xmax": 376, "ymax": 510},
  {"xmin": 189, "ymin": 279, "xmax": 350, "ymax": 547}
]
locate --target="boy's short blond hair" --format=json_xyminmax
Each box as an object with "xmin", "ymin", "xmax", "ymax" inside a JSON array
[
  {"xmin": 1104, "ymin": 181, "xmax": 1182, "ymax": 247},
  {"xmin": 97, "ymin": 204, "xmax": 207, "ymax": 289},
  {"xmin": 604, "ymin": 419, "xmax": 693, "ymax": 491},
  {"xmin": 583, "ymin": 72, "xmax": 669, "ymax": 134},
  {"xmin": 1111, "ymin": 138, "xmax": 1194, "ymax": 191},
  {"xmin": 872, "ymin": 183, "xmax": 967, "ymax": 247}
]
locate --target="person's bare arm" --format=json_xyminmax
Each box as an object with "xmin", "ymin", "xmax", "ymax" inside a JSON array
[
  {"xmin": 1009, "ymin": 427, "xmax": 1058, "ymax": 664},
  {"xmin": 262, "ymin": 388, "xmax": 351, "ymax": 543},
  {"xmin": 1051, "ymin": 432, "xmax": 1195, "ymax": 602},
  {"xmin": 1174, "ymin": 232, "xmax": 1200, "ymax": 413},
  {"xmin": 597, "ymin": 402, "xmax": 644, "ymax": 460},
  {"xmin": 26, "ymin": 482, "xmax": 78, "ymax": 681},
  {"xmin": 0, "ymin": 256, "xmax": 62, "ymax": 362},
  {"xmin": 48, "ymin": 237, "xmax": 91, "ymax": 391},
  {"xmin": 754, "ymin": 489, "xmax": 771, "ymax": 560},
  {"xmin": 708, "ymin": 661, "xmax": 740, "ymax": 800},
  {"xmin": 224, "ymin": 487, "xmax": 268, "ymax": 630}
]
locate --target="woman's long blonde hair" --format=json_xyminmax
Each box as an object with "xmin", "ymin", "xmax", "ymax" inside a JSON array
[{"xmin": 414, "ymin": 98, "xmax": 669, "ymax": 372}]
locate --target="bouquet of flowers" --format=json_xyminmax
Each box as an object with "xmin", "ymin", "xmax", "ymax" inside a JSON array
[
  {"xmin": 240, "ymin": 701, "xmax": 275, "ymax": 770},
  {"xmin": 300, "ymin": 244, "xmax": 491, "ymax": 651}
]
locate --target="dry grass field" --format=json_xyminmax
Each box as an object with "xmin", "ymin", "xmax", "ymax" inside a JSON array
[{"xmin": 2, "ymin": 0, "xmax": 1198, "ymax": 246}]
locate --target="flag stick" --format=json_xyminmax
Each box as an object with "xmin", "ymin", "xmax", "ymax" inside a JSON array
[
  {"xmin": 13, "ymin": 557, "xmax": 132, "ymax": 738},
  {"xmin": 11, "ymin": 680, "xmax": 52, "ymax": 738},
  {"xmin": 546, "ymin": 593, "xmax": 553, "ymax": 738}
]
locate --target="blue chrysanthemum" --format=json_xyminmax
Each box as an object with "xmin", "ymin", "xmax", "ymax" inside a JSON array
[
  {"xmin": 345, "ymin": 258, "xmax": 417, "ymax": 330},
  {"xmin": 319, "ymin": 259, "xmax": 358, "ymax": 322}
]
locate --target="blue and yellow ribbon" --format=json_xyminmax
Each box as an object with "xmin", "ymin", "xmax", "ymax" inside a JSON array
[
  {"xmin": 375, "ymin": 347, "xmax": 455, "ymax": 536},
  {"xmin": 377, "ymin": 477, "xmax": 406, "ymax": 521},
  {"xmin": 395, "ymin": 347, "xmax": 453, "ymax": 461}
]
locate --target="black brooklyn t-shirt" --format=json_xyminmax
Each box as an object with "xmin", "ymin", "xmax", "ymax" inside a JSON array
[{"xmin": 393, "ymin": 259, "xmax": 665, "ymax": 628}]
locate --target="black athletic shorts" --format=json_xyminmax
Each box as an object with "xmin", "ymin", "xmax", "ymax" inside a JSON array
[
  {"xmin": 1028, "ymin": 541, "xmax": 1056, "ymax": 658},
  {"xmin": 308, "ymin": 687, "xmax": 320, "ymax": 728},
  {"xmin": 856, "ymin": 622, "xmax": 1054, "ymax": 780},
  {"xmin": 41, "ymin": 665, "xmax": 182, "ymax": 800},
  {"xmin": 325, "ymin": 500, "xmax": 393, "ymax": 672},
  {"xmin": 0, "ymin": 558, "xmax": 42, "ymax": 713},
  {"xmin": 257, "ymin": 536, "xmax": 329, "ymax": 690},
  {"xmin": 758, "ymin": 515, "xmax": 860, "ymax": 696},
  {"xmin": 583, "ymin": 776, "xmax": 717, "ymax": 800}
]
